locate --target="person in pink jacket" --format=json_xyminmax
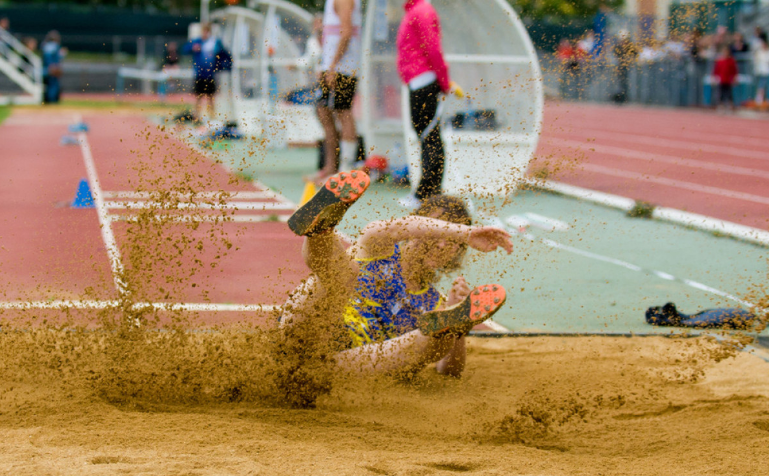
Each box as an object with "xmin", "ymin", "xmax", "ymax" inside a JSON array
[{"xmin": 396, "ymin": 0, "xmax": 456, "ymax": 208}]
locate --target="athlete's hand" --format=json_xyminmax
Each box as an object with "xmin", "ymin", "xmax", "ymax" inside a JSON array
[
  {"xmin": 447, "ymin": 276, "xmax": 471, "ymax": 307},
  {"xmin": 468, "ymin": 226, "xmax": 513, "ymax": 254}
]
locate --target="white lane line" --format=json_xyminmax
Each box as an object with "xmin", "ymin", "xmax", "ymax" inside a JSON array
[
  {"xmin": 527, "ymin": 179, "xmax": 769, "ymax": 247},
  {"xmin": 525, "ymin": 179, "xmax": 636, "ymax": 211},
  {"xmin": 108, "ymin": 214, "xmax": 291, "ymax": 223},
  {"xmin": 549, "ymin": 138, "xmax": 769, "ymax": 180},
  {"xmin": 566, "ymin": 124, "xmax": 769, "ymax": 151},
  {"xmin": 540, "ymin": 237, "xmax": 643, "ymax": 272},
  {"xmin": 102, "ymin": 190, "xmax": 282, "ymax": 200},
  {"xmin": 554, "ymin": 130, "xmax": 769, "ymax": 162},
  {"xmin": 581, "ymin": 163, "xmax": 769, "ymax": 206},
  {"xmin": 481, "ymin": 320, "xmax": 512, "ymax": 333},
  {"xmin": 103, "ymin": 201, "xmax": 295, "ymax": 211},
  {"xmin": 500, "ymin": 226, "xmax": 755, "ymax": 309},
  {"xmin": 77, "ymin": 130, "xmax": 129, "ymax": 295},
  {"xmin": 0, "ymin": 300, "xmax": 280, "ymax": 312},
  {"xmin": 524, "ymin": 212, "xmax": 570, "ymax": 232}
]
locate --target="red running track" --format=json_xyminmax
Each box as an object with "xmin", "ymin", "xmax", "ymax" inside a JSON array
[
  {"xmin": 0, "ymin": 110, "xmax": 308, "ymax": 325},
  {"xmin": 534, "ymin": 101, "xmax": 769, "ymax": 231}
]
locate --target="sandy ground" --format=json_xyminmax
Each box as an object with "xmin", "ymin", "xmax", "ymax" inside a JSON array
[{"xmin": 1, "ymin": 332, "xmax": 768, "ymax": 476}]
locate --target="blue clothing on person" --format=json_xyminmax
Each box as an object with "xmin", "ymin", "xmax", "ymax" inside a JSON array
[
  {"xmin": 343, "ymin": 243, "xmax": 443, "ymax": 347},
  {"xmin": 41, "ymin": 41, "xmax": 64, "ymax": 103},
  {"xmin": 183, "ymin": 37, "xmax": 226, "ymax": 80}
]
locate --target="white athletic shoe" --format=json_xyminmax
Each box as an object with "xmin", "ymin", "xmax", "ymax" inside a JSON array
[{"xmin": 398, "ymin": 194, "xmax": 421, "ymax": 210}]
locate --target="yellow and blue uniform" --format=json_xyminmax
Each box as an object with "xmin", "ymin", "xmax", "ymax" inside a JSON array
[{"xmin": 343, "ymin": 244, "xmax": 443, "ymax": 347}]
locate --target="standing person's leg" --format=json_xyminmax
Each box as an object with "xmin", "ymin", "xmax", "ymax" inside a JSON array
[
  {"xmin": 335, "ymin": 74, "xmax": 359, "ymax": 172},
  {"xmin": 411, "ymin": 82, "xmax": 445, "ymax": 201},
  {"xmin": 52, "ymin": 76, "xmax": 61, "ymax": 103},
  {"xmin": 207, "ymin": 94, "xmax": 215, "ymax": 120},
  {"xmin": 316, "ymin": 105, "xmax": 339, "ymax": 179}
]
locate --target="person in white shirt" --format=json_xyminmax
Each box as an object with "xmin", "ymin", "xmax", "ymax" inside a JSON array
[
  {"xmin": 753, "ymin": 33, "xmax": 769, "ymax": 105},
  {"xmin": 309, "ymin": 0, "xmax": 363, "ymax": 184}
]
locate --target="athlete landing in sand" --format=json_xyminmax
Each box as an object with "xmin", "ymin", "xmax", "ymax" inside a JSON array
[{"xmin": 282, "ymin": 170, "xmax": 513, "ymax": 377}]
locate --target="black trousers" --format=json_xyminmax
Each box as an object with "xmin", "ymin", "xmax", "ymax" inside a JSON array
[{"xmin": 410, "ymin": 81, "xmax": 445, "ymax": 200}]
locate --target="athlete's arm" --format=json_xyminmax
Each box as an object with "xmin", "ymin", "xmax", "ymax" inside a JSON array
[{"xmin": 356, "ymin": 216, "xmax": 513, "ymax": 259}]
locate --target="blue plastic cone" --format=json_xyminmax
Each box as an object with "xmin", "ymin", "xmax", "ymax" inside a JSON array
[{"xmin": 71, "ymin": 179, "xmax": 95, "ymax": 208}]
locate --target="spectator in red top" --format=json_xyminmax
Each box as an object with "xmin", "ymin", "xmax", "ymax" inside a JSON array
[
  {"xmin": 713, "ymin": 45, "xmax": 738, "ymax": 110},
  {"xmin": 396, "ymin": 0, "xmax": 456, "ymax": 208}
]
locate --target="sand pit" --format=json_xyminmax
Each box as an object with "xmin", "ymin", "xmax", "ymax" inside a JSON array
[{"xmin": 1, "ymin": 331, "xmax": 768, "ymax": 475}]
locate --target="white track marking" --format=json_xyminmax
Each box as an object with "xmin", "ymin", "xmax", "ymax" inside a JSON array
[
  {"xmin": 102, "ymin": 190, "xmax": 283, "ymax": 200},
  {"xmin": 0, "ymin": 300, "xmax": 279, "ymax": 312},
  {"xmin": 481, "ymin": 320, "xmax": 511, "ymax": 333},
  {"xmin": 550, "ymin": 138, "xmax": 769, "ymax": 180},
  {"xmin": 555, "ymin": 130, "xmax": 769, "ymax": 162},
  {"xmin": 540, "ymin": 237, "xmax": 643, "ymax": 272},
  {"xmin": 582, "ymin": 163, "xmax": 769, "ymax": 206},
  {"xmin": 103, "ymin": 201, "xmax": 295, "ymax": 211},
  {"xmin": 571, "ymin": 124, "xmax": 769, "ymax": 151},
  {"xmin": 499, "ymin": 226, "xmax": 755, "ymax": 309},
  {"xmin": 652, "ymin": 207, "xmax": 769, "ymax": 246},
  {"xmin": 505, "ymin": 215, "xmax": 531, "ymax": 230},
  {"xmin": 526, "ymin": 179, "xmax": 636, "ymax": 210},
  {"xmin": 108, "ymin": 214, "xmax": 291, "ymax": 223},
  {"xmin": 77, "ymin": 130, "xmax": 129, "ymax": 295},
  {"xmin": 523, "ymin": 212, "xmax": 570, "ymax": 232},
  {"xmin": 528, "ymin": 179, "xmax": 769, "ymax": 247}
]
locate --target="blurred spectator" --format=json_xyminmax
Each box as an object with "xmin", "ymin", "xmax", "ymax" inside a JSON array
[
  {"xmin": 612, "ymin": 31, "xmax": 637, "ymax": 103},
  {"xmin": 713, "ymin": 45, "xmax": 738, "ymax": 110},
  {"xmin": 20, "ymin": 37, "xmax": 37, "ymax": 74},
  {"xmin": 731, "ymin": 32, "xmax": 749, "ymax": 55},
  {"xmin": 750, "ymin": 27, "xmax": 766, "ymax": 52},
  {"xmin": 638, "ymin": 39, "xmax": 665, "ymax": 63},
  {"xmin": 556, "ymin": 38, "xmax": 579, "ymax": 98},
  {"xmin": 714, "ymin": 25, "xmax": 730, "ymax": 50},
  {"xmin": 0, "ymin": 17, "xmax": 9, "ymax": 57},
  {"xmin": 42, "ymin": 30, "xmax": 66, "ymax": 104},
  {"xmin": 664, "ymin": 32, "xmax": 687, "ymax": 60},
  {"xmin": 577, "ymin": 30, "xmax": 597, "ymax": 58},
  {"xmin": 593, "ymin": 4, "xmax": 610, "ymax": 58},
  {"xmin": 754, "ymin": 33, "xmax": 769, "ymax": 105},
  {"xmin": 182, "ymin": 23, "xmax": 231, "ymax": 122},
  {"xmin": 163, "ymin": 42, "xmax": 180, "ymax": 69}
]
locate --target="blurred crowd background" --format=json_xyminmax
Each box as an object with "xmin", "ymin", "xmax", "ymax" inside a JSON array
[{"xmin": 1, "ymin": 0, "xmax": 768, "ymax": 109}]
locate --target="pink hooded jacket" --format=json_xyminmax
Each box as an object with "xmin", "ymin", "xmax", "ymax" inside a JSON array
[{"xmin": 396, "ymin": 0, "xmax": 451, "ymax": 93}]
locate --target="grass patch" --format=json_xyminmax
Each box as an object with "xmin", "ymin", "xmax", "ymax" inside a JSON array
[
  {"xmin": 0, "ymin": 106, "xmax": 11, "ymax": 126},
  {"xmin": 627, "ymin": 201, "xmax": 655, "ymax": 219}
]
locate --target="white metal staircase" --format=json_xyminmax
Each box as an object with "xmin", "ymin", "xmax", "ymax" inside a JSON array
[{"xmin": 0, "ymin": 26, "xmax": 43, "ymax": 105}]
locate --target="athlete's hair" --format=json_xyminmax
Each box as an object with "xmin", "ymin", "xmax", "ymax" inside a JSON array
[{"xmin": 413, "ymin": 195, "xmax": 472, "ymax": 271}]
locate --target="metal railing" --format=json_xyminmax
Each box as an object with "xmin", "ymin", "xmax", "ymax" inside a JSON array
[
  {"xmin": 546, "ymin": 54, "xmax": 760, "ymax": 107},
  {"xmin": 0, "ymin": 25, "xmax": 42, "ymax": 103}
]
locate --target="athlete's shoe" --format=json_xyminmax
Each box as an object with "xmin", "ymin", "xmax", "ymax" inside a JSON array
[
  {"xmin": 288, "ymin": 170, "xmax": 370, "ymax": 237},
  {"xmin": 417, "ymin": 284, "xmax": 507, "ymax": 337}
]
